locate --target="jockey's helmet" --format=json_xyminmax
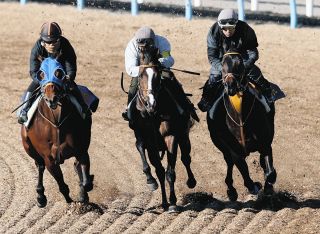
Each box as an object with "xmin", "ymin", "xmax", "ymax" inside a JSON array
[
  {"xmin": 218, "ymin": 9, "xmax": 238, "ymax": 28},
  {"xmin": 135, "ymin": 26, "xmax": 155, "ymax": 47},
  {"xmin": 40, "ymin": 22, "xmax": 62, "ymax": 43}
]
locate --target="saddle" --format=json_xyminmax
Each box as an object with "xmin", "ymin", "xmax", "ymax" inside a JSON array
[
  {"xmin": 18, "ymin": 85, "xmax": 99, "ymax": 128},
  {"xmin": 208, "ymin": 84, "xmax": 283, "ymax": 121}
]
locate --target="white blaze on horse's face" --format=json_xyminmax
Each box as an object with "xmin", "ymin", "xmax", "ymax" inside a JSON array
[{"xmin": 146, "ymin": 68, "xmax": 156, "ymax": 110}]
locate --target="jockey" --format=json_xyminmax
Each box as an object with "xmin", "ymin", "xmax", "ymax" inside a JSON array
[
  {"xmin": 198, "ymin": 9, "xmax": 273, "ymax": 112},
  {"xmin": 122, "ymin": 26, "xmax": 199, "ymax": 122},
  {"xmin": 18, "ymin": 22, "xmax": 89, "ymax": 124}
]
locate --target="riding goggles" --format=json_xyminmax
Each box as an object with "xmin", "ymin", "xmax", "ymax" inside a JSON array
[
  {"xmin": 43, "ymin": 38, "xmax": 60, "ymax": 45},
  {"xmin": 136, "ymin": 38, "xmax": 154, "ymax": 46},
  {"xmin": 218, "ymin": 19, "xmax": 238, "ymax": 28}
]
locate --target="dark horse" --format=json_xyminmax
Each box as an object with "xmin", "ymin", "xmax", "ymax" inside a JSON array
[
  {"xmin": 129, "ymin": 47, "xmax": 196, "ymax": 212},
  {"xmin": 207, "ymin": 51, "xmax": 277, "ymax": 201},
  {"xmin": 21, "ymin": 57, "xmax": 94, "ymax": 207}
]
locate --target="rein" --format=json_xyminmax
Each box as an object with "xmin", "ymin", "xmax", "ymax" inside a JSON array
[
  {"xmin": 37, "ymin": 95, "xmax": 71, "ymax": 128},
  {"xmin": 223, "ymin": 91, "xmax": 255, "ymax": 127}
]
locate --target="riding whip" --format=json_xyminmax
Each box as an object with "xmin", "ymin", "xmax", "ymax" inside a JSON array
[
  {"xmin": 120, "ymin": 72, "xmax": 129, "ymax": 94},
  {"xmin": 167, "ymin": 68, "xmax": 200, "ymax": 76},
  {"xmin": 11, "ymin": 86, "xmax": 41, "ymax": 114}
]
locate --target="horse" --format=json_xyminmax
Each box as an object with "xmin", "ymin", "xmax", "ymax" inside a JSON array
[
  {"xmin": 129, "ymin": 46, "xmax": 197, "ymax": 212},
  {"xmin": 206, "ymin": 51, "xmax": 277, "ymax": 201},
  {"xmin": 20, "ymin": 57, "xmax": 94, "ymax": 207}
]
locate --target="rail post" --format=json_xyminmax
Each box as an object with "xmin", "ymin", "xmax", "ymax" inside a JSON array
[
  {"xmin": 77, "ymin": 0, "xmax": 84, "ymax": 10},
  {"xmin": 185, "ymin": 0, "xmax": 192, "ymax": 20},
  {"xmin": 131, "ymin": 0, "xmax": 138, "ymax": 16},
  {"xmin": 251, "ymin": 0, "xmax": 258, "ymax": 11},
  {"xmin": 306, "ymin": 0, "xmax": 313, "ymax": 17},
  {"xmin": 194, "ymin": 0, "xmax": 202, "ymax": 7},
  {"xmin": 237, "ymin": 0, "xmax": 245, "ymax": 21},
  {"xmin": 290, "ymin": 0, "xmax": 297, "ymax": 28}
]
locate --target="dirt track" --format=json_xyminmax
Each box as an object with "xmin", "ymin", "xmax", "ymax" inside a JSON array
[{"xmin": 0, "ymin": 2, "xmax": 319, "ymax": 233}]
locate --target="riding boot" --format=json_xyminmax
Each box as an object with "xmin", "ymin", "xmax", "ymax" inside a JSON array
[
  {"xmin": 18, "ymin": 91, "xmax": 33, "ymax": 124},
  {"xmin": 197, "ymin": 79, "xmax": 221, "ymax": 112},
  {"xmin": 70, "ymin": 85, "xmax": 91, "ymax": 119},
  {"xmin": 122, "ymin": 77, "xmax": 139, "ymax": 121},
  {"xmin": 246, "ymin": 66, "xmax": 273, "ymax": 102},
  {"xmin": 122, "ymin": 92, "xmax": 136, "ymax": 121},
  {"xmin": 254, "ymin": 75, "xmax": 273, "ymax": 102}
]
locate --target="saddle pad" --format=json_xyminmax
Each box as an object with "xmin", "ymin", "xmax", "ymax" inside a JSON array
[{"xmin": 23, "ymin": 96, "xmax": 42, "ymax": 128}]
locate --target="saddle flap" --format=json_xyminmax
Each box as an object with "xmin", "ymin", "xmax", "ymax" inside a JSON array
[{"xmin": 23, "ymin": 95, "xmax": 41, "ymax": 128}]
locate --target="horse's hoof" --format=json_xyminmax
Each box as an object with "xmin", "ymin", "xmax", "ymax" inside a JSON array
[
  {"xmin": 37, "ymin": 195, "xmax": 47, "ymax": 208},
  {"xmin": 227, "ymin": 187, "xmax": 238, "ymax": 201},
  {"xmin": 78, "ymin": 194, "xmax": 89, "ymax": 203},
  {"xmin": 264, "ymin": 182, "xmax": 274, "ymax": 195},
  {"xmin": 162, "ymin": 202, "xmax": 169, "ymax": 210},
  {"xmin": 249, "ymin": 182, "xmax": 262, "ymax": 195},
  {"xmin": 147, "ymin": 178, "xmax": 158, "ymax": 191},
  {"xmin": 187, "ymin": 178, "xmax": 197, "ymax": 189},
  {"xmin": 168, "ymin": 205, "xmax": 179, "ymax": 213},
  {"xmin": 84, "ymin": 175, "xmax": 94, "ymax": 192}
]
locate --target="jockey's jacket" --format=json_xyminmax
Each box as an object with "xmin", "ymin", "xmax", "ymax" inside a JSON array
[
  {"xmin": 29, "ymin": 36, "xmax": 77, "ymax": 83},
  {"xmin": 207, "ymin": 20, "xmax": 259, "ymax": 74},
  {"xmin": 125, "ymin": 35, "xmax": 174, "ymax": 78}
]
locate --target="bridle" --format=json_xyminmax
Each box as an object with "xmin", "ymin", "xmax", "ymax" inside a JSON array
[
  {"xmin": 137, "ymin": 65, "xmax": 159, "ymax": 114},
  {"xmin": 222, "ymin": 52, "xmax": 247, "ymax": 95}
]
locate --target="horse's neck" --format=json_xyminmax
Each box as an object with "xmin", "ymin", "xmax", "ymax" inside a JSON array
[{"xmin": 38, "ymin": 97, "xmax": 73, "ymax": 124}]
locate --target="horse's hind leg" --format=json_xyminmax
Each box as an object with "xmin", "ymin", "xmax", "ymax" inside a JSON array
[
  {"xmin": 179, "ymin": 134, "xmax": 196, "ymax": 189},
  {"xmin": 75, "ymin": 152, "xmax": 94, "ymax": 192},
  {"xmin": 135, "ymin": 137, "xmax": 158, "ymax": 191},
  {"xmin": 46, "ymin": 162, "xmax": 72, "ymax": 203},
  {"xmin": 165, "ymin": 137, "xmax": 178, "ymax": 212},
  {"xmin": 74, "ymin": 154, "xmax": 94, "ymax": 203}
]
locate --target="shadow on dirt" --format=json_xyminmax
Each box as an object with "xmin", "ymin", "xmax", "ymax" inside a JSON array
[{"xmin": 179, "ymin": 191, "xmax": 320, "ymax": 212}]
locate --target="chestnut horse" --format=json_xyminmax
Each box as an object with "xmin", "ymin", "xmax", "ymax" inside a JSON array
[
  {"xmin": 129, "ymin": 47, "xmax": 196, "ymax": 212},
  {"xmin": 207, "ymin": 51, "xmax": 277, "ymax": 201},
  {"xmin": 21, "ymin": 57, "xmax": 93, "ymax": 207}
]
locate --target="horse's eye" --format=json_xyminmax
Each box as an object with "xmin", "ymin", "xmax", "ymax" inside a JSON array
[
  {"xmin": 37, "ymin": 71, "xmax": 45, "ymax": 81},
  {"xmin": 55, "ymin": 69, "xmax": 64, "ymax": 79}
]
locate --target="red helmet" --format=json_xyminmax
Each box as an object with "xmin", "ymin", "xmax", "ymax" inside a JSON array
[{"xmin": 40, "ymin": 22, "xmax": 62, "ymax": 42}]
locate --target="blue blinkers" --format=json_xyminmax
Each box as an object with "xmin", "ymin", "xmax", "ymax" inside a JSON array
[{"xmin": 37, "ymin": 57, "xmax": 65, "ymax": 88}]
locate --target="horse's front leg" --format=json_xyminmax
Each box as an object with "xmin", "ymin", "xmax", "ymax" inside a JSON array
[
  {"xmin": 36, "ymin": 160, "xmax": 47, "ymax": 207},
  {"xmin": 147, "ymin": 147, "xmax": 168, "ymax": 209},
  {"xmin": 223, "ymin": 153, "xmax": 238, "ymax": 201},
  {"xmin": 179, "ymin": 134, "xmax": 196, "ymax": 189},
  {"xmin": 260, "ymin": 147, "xmax": 277, "ymax": 195},
  {"xmin": 46, "ymin": 160, "xmax": 72, "ymax": 203},
  {"xmin": 135, "ymin": 136, "xmax": 158, "ymax": 191}
]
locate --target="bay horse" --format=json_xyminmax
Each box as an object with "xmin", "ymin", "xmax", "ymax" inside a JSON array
[
  {"xmin": 129, "ymin": 46, "xmax": 196, "ymax": 212},
  {"xmin": 207, "ymin": 51, "xmax": 277, "ymax": 201},
  {"xmin": 21, "ymin": 57, "xmax": 94, "ymax": 207}
]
